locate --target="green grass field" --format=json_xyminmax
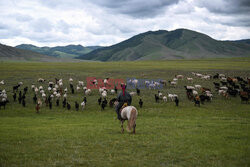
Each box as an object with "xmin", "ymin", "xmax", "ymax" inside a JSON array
[{"xmin": 0, "ymin": 59, "xmax": 250, "ymax": 166}]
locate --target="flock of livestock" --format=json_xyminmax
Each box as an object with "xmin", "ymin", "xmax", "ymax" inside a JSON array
[{"xmin": 0, "ymin": 72, "xmax": 249, "ymax": 113}]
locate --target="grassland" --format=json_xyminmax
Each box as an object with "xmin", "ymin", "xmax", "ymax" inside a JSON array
[{"xmin": 0, "ymin": 58, "xmax": 250, "ymax": 166}]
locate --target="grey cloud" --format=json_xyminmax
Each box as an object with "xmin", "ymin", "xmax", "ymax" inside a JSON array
[
  {"xmin": 31, "ymin": 18, "xmax": 53, "ymax": 32},
  {"xmin": 57, "ymin": 20, "xmax": 71, "ymax": 34},
  {"xmin": 197, "ymin": 0, "xmax": 250, "ymax": 15},
  {"xmin": 0, "ymin": 23, "xmax": 8, "ymax": 30},
  {"xmin": 90, "ymin": 0, "xmax": 180, "ymax": 18},
  {"xmin": 15, "ymin": 14, "xmax": 33, "ymax": 22},
  {"xmin": 196, "ymin": 0, "xmax": 250, "ymax": 27}
]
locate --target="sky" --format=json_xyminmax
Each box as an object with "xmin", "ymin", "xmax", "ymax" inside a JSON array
[{"xmin": 0, "ymin": 0, "xmax": 250, "ymax": 47}]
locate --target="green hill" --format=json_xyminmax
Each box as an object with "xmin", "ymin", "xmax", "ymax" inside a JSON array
[
  {"xmin": 16, "ymin": 44, "xmax": 102, "ymax": 59},
  {"xmin": 0, "ymin": 43, "xmax": 82, "ymax": 62},
  {"xmin": 77, "ymin": 29, "xmax": 250, "ymax": 61}
]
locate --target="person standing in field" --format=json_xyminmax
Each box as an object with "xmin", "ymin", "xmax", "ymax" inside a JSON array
[{"xmin": 115, "ymin": 83, "xmax": 132, "ymax": 120}]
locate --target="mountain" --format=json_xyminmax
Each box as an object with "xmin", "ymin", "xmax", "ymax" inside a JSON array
[
  {"xmin": 0, "ymin": 43, "xmax": 78, "ymax": 62},
  {"xmin": 77, "ymin": 29, "xmax": 250, "ymax": 61},
  {"xmin": 16, "ymin": 44, "xmax": 102, "ymax": 59},
  {"xmin": 233, "ymin": 39, "xmax": 250, "ymax": 45}
]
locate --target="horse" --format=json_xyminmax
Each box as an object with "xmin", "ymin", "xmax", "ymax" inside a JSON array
[{"xmin": 115, "ymin": 102, "xmax": 138, "ymax": 134}]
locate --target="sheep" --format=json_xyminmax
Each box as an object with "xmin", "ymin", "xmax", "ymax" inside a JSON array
[
  {"xmin": 201, "ymin": 75, "xmax": 211, "ymax": 80},
  {"xmin": 59, "ymin": 82, "xmax": 63, "ymax": 87},
  {"xmin": 173, "ymin": 78, "xmax": 178, "ymax": 82},
  {"xmin": 194, "ymin": 85, "xmax": 202, "ymax": 90},
  {"xmin": 145, "ymin": 80, "xmax": 150, "ymax": 86},
  {"xmin": 99, "ymin": 88, "xmax": 104, "ymax": 94},
  {"xmin": 85, "ymin": 89, "xmax": 91, "ymax": 95},
  {"xmin": 38, "ymin": 78, "xmax": 45, "ymax": 82},
  {"xmin": 221, "ymin": 77, "xmax": 227, "ymax": 82},
  {"xmin": 163, "ymin": 96, "xmax": 167, "ymax": 102},
  {"xmin": 42, "ymin": 93, "xmax": 46, "ymax": 99},
  {"xmin": 109, "ymin": 98, "xmax": 117, "ymax": 108},
  {"xmin": 34, "ymin": 87, "xmax": 39, "ymax": 94},
  {"xmin": 81, "ymin": 101, "xmax": 85, "ymax": 110},
  {"xmin": 39, "ymin": 86, "xmax": 43, "ymax": 90},
  {"xmin": 175, "ymin": 75, "xmax": 184, "ymax": 80},
  {"xmin": 185, "ymin": 86, "xmax": 195, "ymax": 90},
  {"xmin": 129, "ymin": 92, "xmax": 137, "ymax": 96},
  {"xmin": 56, "ymin": 93, "xmax": 61, "ymax": 99},
  {"xmin": 159, "ymin": 80, "xmax": 167, "ymax": 86},
  {"xmin": 192, "ymin": 90, "xmax": 198, "ymax": 96},
  {"xmin": 218, "ymin": 89, "xmax": 226, "ymax": 95},
  {"xmin": 168, "ymin": 93, "xmax": 178, "ymax": 101},
  {"xmin": 187, "ymin": 77, "xmax": 193, "ymax": 82},
  {"xmin": 31, "ymin": 84, "xmax": 35, "ymax": 90},
  {"xmin": 104, "ymin": 78, "xmax": 109, "ymax": 85},
  {"xmin": 219, "ymin": 74, "xmax": 226, "ymax": 78},
  {"xmin": 148, "ymin": 83, "xmax": 156, "ymax": 89},
  {"xmin": 48, "ymin": 87, "xmax": 52, "ymax": 91},
  {"xmin": 78, "ymin": 81, "xmax": 84, "ymax": 86},
  {"xmin": 110, "ymin": 89, "xmax": 115, "ymax": 95},
  {"xmin": 195, "ymin": 73, "xmax": 203, "ymax": 78},
  {"xmin": 220, "ymin": 86, "xmax": 228, "ymax": 91},
  {"xmin": 102, "ymin": 91, "xmax": 107, "ymax": 98},
  {"xmin": 2, "ymin": 89, "xmax": 6, "ymax": 94},
  {"xmin": 0, "ymin": 80, "xmax": 4, "ymax": 85},
  {"xmin": 83, "ymin": 86, "xmax": 87, "ymax": 91},
  {"xmin": 13, "ymin": 84, "xmax": 21, "ymax": 92},
  {"xmin": 206, "ymin": 92, "xmax": 213, "ymax": 100},
  {"xmin": 76, "ymin": 86, "xmax": 81, "ymax": 92},
  {"xmin": 154, "ymin": 82, "xmax": 160, "ymax": 89},
  {"xmin": 132, "ymin": 79, "xmax": 138, "ymax": 86},
  {"xmin": 158, "ymin": 91, "xmax": 163, "ymax": 98},
  {"xmin": 169, "ymin": 81, "xmax": 177, "ymax": 87}
]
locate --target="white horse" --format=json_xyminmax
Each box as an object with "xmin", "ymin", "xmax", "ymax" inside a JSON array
[{"xmin": 115, "ymin": 102, "xmax": 138, "ymax": 134}]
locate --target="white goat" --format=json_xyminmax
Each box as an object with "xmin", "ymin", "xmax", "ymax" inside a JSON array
[
  {"xmin": 163, "ymin": 96, "xmax": 167, "ymax": 102},
  {"xmin": 81, "ymin": 101, "xmax": 85, "ymax": 110}
]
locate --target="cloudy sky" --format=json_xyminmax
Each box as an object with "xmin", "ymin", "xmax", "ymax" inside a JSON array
[{"xmin": 0, "ymin": 0, "xmax": 250, "ymax": 47}]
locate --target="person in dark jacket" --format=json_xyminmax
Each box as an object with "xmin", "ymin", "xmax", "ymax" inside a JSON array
[{"xmin": 115, "ymin": 84, "xmax": 132, "ymax": 120}]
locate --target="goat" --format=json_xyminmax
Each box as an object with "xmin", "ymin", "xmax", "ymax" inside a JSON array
[
  {"xmin": 75, "ymin": 101, "xmax": 79, "ymax": 111},
  {"xmin": 81, "ymin": 101, "xmax": 86, "ymax": 110},
  {"xmin": 139, "ymin": 99, "xmax": 143, "ymax": 108}
]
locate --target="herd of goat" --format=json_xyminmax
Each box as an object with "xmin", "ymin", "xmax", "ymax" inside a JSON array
[{"xmin": 0, "ymin": 72, "xmax": 249, "ymax": 112}]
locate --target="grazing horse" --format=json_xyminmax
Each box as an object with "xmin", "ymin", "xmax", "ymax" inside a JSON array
[{"xmin": 115, "ymin": 102, "xmax": 138, "ymax": 134}]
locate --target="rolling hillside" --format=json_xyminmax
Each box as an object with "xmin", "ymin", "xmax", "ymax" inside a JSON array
[
  {"xmin": 0, "ymin": 43, "xmax": 78, "ymax": 62},
  {"xmin": 16, "ymin": 44, "xmax": 102, "ymax": 59},
  {"xmin": 77, "ymin": 29, "xmax": 250, "ymax": 61}
]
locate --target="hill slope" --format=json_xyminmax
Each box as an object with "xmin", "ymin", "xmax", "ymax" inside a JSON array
[
  {"xmin": 16, "ymin": 44, "xmax": 102, "ymax": 59},
  {"xmin": 77, "ymin": 29, "xmax": 250, "ymax": 61},
  {"xmin": 0, "ymin": 43, "xmax": 76, "ymax": 62}
]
